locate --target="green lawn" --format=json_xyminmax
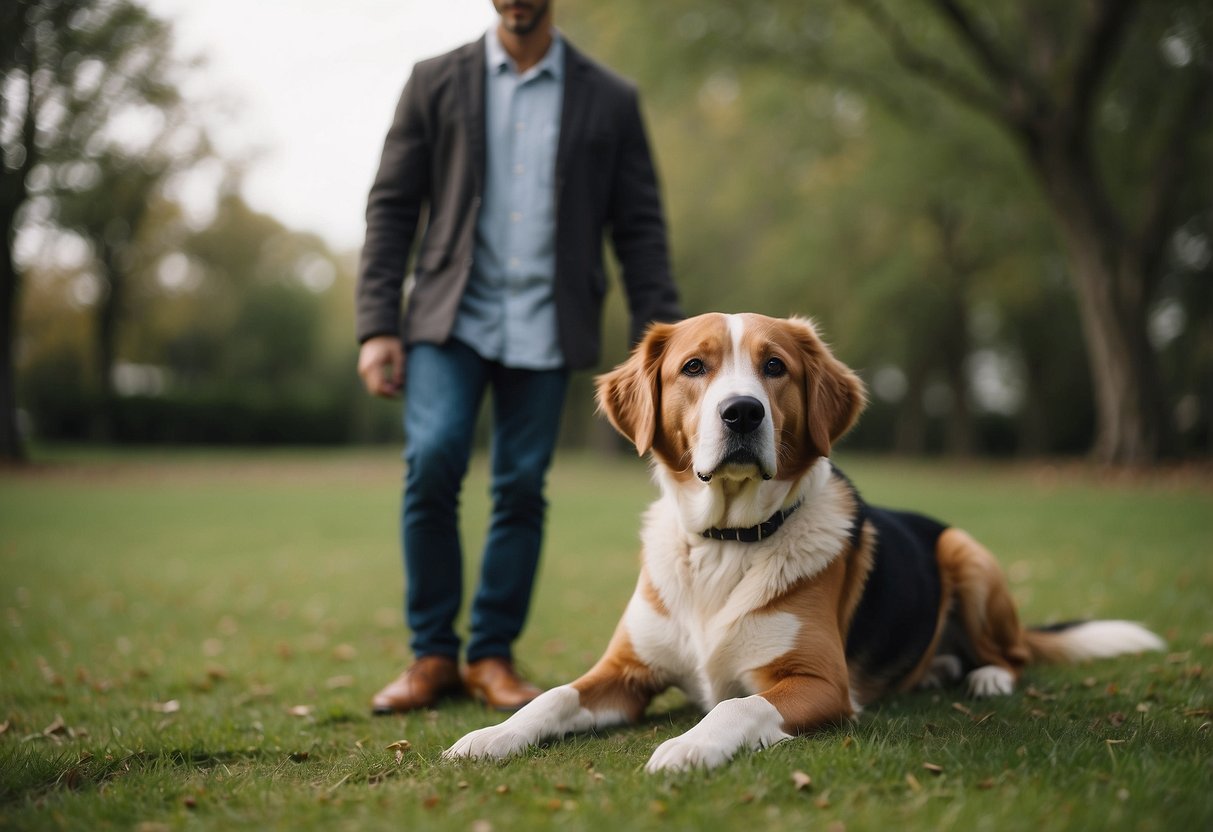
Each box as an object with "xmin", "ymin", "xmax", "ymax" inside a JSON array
[{"xmin": 1, "ymin": 448, "xmax": 1211, "ymax": 831}]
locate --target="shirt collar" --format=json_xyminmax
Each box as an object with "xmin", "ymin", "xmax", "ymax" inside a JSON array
[{"xmin": 485, "ymin": 27, "xmax": 564, "ymax": 80}]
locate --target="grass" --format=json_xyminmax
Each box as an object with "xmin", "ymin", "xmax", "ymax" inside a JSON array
[{"xmin": 1, "ymin": 447, "xmax": 1211, "ymax": 831}]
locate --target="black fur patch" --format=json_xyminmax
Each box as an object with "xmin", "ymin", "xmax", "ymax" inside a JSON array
[{"xmin": 837, "ymin": 468, "xmax": 946, "ymax": 689}]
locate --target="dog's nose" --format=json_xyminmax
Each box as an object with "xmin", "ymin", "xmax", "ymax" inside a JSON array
[{"xmin": 719, "ymin": 396, "xmax": 765, "ymax": 434}]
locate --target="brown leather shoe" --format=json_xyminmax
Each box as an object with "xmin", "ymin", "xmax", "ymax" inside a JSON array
[
  {"xmin": 371, "ymin": 655, "xmax": 463, "ymax": 715},
  {"xmin": 462, "ymin": 657, "xmax": 544, "ymax": 712}
]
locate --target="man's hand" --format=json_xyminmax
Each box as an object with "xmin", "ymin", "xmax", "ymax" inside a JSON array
[{"xmin": 358, "ymin": 335, "xmax": 405, "ymax": 398}]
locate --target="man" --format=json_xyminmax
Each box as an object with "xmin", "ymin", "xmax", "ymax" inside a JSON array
[{"xmin": 356, "ymin": 0, "xmax": 681, "ymax": 715}]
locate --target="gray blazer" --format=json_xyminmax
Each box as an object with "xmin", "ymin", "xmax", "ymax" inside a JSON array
[{"xmin": 356, "ymin": 36, "xmax": 682, "ymax": 369}]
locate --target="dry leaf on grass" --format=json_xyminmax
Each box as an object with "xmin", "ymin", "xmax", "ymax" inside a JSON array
[
  {"xmin": 326, "ymin": 675, "xmax": 355, "ymax": 690},
  {"xmin": 386, "ymin": 739, "xmax": 411, "ymax": 765},
  {"xmin": 150, "ymin": 700, "xmax": 180, "ymax": 714},
  {"xmin": 286, "ymin": 705, "xmax": 313, "ymax": 717},
  {"xmin": 905, "ymin": 772, "xmax": 922, "ymax": 792},
  {"xmin": 923, "ymin": 762, "xmax": 944, "ymax": 776},
  {"xmin": 792, "ymin": 770, "xmax": 812, "ymax": 791}
]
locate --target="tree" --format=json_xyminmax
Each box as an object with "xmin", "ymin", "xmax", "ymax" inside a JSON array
[
  {"xmin": 824, "ymin": 0, "xmax": 1203, "ymax": 463},
  {"xmin": 1, "ymin": 0, "xmax": 201, "ymax": 456}
]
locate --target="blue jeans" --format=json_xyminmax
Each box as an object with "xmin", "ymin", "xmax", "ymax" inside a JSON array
[{"xmin": 401, "ymin": 339, "xmax": 569, "ymax": 663}]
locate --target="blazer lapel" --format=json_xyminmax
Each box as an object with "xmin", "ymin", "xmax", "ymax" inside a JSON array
[
  {"xmin": 459, "ymin": 37, "xmax": 488, "ymax": 194},
  {"xmin": 556, "ymin": 41, "xmax": 591, "ymax": 194}
]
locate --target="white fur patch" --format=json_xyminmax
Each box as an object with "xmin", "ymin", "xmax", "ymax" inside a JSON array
[
  {"xmin": 966, "ymin": 665, "xmax": 1015, "ymax": 697},
  {"xmin": 1048, "ymin": 620, "xmax": 1165, "ymax": 660},
  {"xmin": 630, "ymin": 458, "xmax": 854, "ymax": 711},
  {"xmin": 443, "ymin": 685, "xmax": 625, "ymax": 760},
  {"xmin": 691, "ymin": 314, "xmax": 777, "ymax": 482},
  {"xmin": 645, "ymin": 695, "xmax": 792, "ymax": 773}
]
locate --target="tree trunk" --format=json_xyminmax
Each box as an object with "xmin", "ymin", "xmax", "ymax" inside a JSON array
[
  {"xmin": 1031, "ymin": 145, "xmax": 1171, "ymax": 465},
  {"xmin": 0, "ymin": 207, "xmax": 25, "ymax": 463},
  {"xmin": 92, "ymin": 245, "xmax": 123, "ymax": 441}
]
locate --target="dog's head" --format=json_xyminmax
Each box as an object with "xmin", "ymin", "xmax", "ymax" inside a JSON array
[{"xmin": 596, "ymin": 313, "xmax": 866, "ymax": 485}]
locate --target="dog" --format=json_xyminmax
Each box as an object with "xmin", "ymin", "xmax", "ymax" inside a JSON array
[{"xmin": 444, "ymin": 313, "xmax": 1164, "ymax": 772}]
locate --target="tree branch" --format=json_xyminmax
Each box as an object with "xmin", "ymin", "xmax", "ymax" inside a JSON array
[
  {"xmin": 1067, "ymin": 0, "xmax": 1140, "ymax": 139},
  {"xmin": 926, "ymin": 0, "xmax": 1052, "ymax": 121},
  {"xmin": 846, "ymin": 0, "xmax": 1011, "ymax": 126}
]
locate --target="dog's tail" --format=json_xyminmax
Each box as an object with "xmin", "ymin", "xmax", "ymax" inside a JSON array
[{"xmin": 1023, "ymin": 620, "xmax": 1165, "ymax": 664}]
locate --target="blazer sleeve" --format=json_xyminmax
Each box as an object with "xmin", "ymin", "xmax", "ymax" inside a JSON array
[
  {"xmin": 608, "ymin": 89, "xmax": 683, "ymax": 344},
  {"xmin": 355, "ymin": 67, "xmax": 432, "ymax": 344}
]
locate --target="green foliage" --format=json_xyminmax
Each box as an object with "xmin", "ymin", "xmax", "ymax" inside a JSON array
[{"xmin": 0, "ymin": 449, "xmax": 1210, "ymax": 829}]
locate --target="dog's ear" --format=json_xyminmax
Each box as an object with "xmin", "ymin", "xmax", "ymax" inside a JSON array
[
  {"xmin": 595, "ymin": 323, "xmax": 674, "ymax": 456},
  {"xmin": 789, "ymin": 318, "xmax": 867, "ymax": 459}
]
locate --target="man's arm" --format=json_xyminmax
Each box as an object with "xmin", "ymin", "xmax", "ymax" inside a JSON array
[
  {"xmin": 608, "ymin": 89, "xmax": 683, "ymax": 343},
  {"xmin": 355, "ymin": 67, "xmax": 432, "ymax": 346}
]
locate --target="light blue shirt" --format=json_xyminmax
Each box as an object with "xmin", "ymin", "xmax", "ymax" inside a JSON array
[{"xmin": 450, "ymin": 29, "xmax": 565, "ymax": 370}]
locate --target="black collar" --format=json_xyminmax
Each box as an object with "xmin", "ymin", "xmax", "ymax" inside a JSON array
[{"xmin": 702, "ymin": 500, "xmax": 802, "ymax": 543}]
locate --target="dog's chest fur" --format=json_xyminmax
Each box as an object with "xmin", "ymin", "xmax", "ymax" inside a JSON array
[{"xmin": 624, "ymin": 463, "xmax": 856, "ymax": 710}]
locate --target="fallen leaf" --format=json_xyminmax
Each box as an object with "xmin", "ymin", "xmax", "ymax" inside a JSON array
[
  {"xmin": 471, "ymin": 821, "xmax": 493, "ymax": 832},
  {"xmin": 815, "ymin": 794, "xmax": 831, "ymax": 809},
  {"xmin": 905, "ymin": 773, "xmax": 922, "ymax": 792},
  {"xmin": 1107, "ymin": 712, "xmax": 1126, "ymax": 727},
  {"xmin": 385, "ymin": 740, "xmax": 411, "ymax": 751},
  {"xmin": 792, "ymin": 770, "xmax": 812, "ymax": 791},
  {"xmin": 289, "ymin": 751, "xmax": 309, "ymax": 762},
  {"xmin": 0, "ymin": 720, "xmax": 10, "ymax": 735},
  {"xmin": 495, "ymin": 784, "xmax": 509, "ymax": 795},
  {"xmin": 183, "ymin": 795, "xmax": 197, "ymax": 809},
  {"xmin": 457, "ymin": 780, "xmax": 469, "ymax": 790},
  {"xmin": 150, "ymin": 700, "xmax": 180, "ymax": 714},
  {"xmin": 286, "ymin": 705, "xmax": 313, "ymax": 717},
  {"xmin": 923, "ymin": 762, "xmax": 944, "ymax": 776},
  {"xmin": 1199, "ymin": 633, "xmax": 1213, "ymax": 648},
  {"xmin": 951, "ymin": 702, "xmax": 972, "ymax": 716},
  {"xmin": 739, "ymin": 792, "xmax": 755, "ymax": 804},
  {"xmin": 422, "ymin": 795, "xmax": 441, "ymax": 809},
  {"xmin": 1082, "ymin": 677, "xmax": 1097, "ymax": 688},
  {"xmin": 43, "ymin": 715, "xmax": 68, "ymax": 736},
  {"xmin": 332, "ymin": 644, "xmax": 358, "ymax": 662},
  {"xmin": 977, "ymin": 777, "xmax": 996, "ymax": 790},
  {"xmin": 326, "ymin": 675, "xmax": 355, "ymax": 690}
]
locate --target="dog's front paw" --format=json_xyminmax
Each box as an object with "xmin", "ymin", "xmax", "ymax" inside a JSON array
[
  {"xmin": 645, "ymin": 735, "xmax": 733, "ymax": 773},
  {"xmin": 443, "ymin": 724, "xmax": 532, "ymax": 761}
]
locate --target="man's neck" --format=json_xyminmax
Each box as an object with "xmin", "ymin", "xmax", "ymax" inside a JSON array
[{"xmin": 496, "ymin": 24, "xmax": 553, "ymax": 74}]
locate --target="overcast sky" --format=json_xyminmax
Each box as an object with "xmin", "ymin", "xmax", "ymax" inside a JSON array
[{"xmin": 144, "ymin": 0, "xmax": 499, "ymax": 251}]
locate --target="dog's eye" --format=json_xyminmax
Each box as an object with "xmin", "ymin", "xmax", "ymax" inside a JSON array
[
  {"xmin": 763, "ymin": 357, "xmax": 787, "ymax": 378},
  {"xmin": 681, "ymin": 358, "xmax": 706, "ymax": 377}
]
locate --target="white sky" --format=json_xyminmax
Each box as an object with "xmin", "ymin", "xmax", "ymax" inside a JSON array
[{"xmin": 145, "ymin": 0, "xmax": 499, "ymax": 251}]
